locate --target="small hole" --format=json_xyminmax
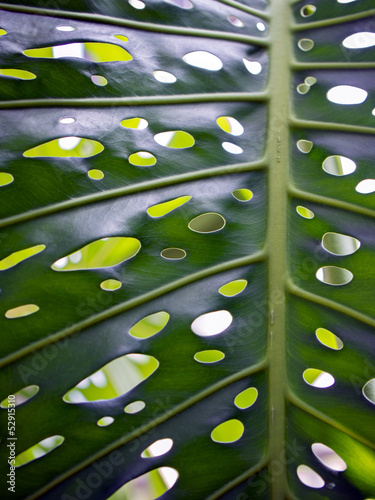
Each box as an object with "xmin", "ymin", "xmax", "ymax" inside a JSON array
[
  {"xmin": 227, "ymin": 15, "xmax": 244, "ymax": 28},
  {"xmin": 0, "ymin": 244, "xmax": 45, "ymax": 271},
  {"xmin": 153, "ymin": 70, "xmax": 177, "ymax": 83},
  {"xmin": 234, "ymin": 387, "xmax": 258, "ymax": 409},
  {"xmin": 316, "ymin": 266, "xmax": 353, "ymax": 286},
  {"xmin": 343, "ymin": 32, "xmax": 375, "ymax": 49},
  {"xmin": 303, "ymin": 368, "xmax": 335, "ymax": 388},
  {"xmin": 110, "ymin": 468, "xmax": 178, "ymax": 498},
  {"xmin": 163, "ymin": 0, "xmax": 194, "ymax": 8},
  {"xmin": 128, "ymin": 0, "xmax": 145, "ymax": 8},
  {"xmin": 296, "ymin": 140, "xmax": 313, "ymax": 153},
  {"xmin": 100, "ymin": 279, "xmax": 122, "ymax": 291},
  {"xmin": 0, "ymin": 69, "xmax": 36, "ymax": 80},
  {"xmin": 296, "ymin": 206, "xmax": 314, "ymax": 219},
  {"xmin": 161, "ymin": 248, "xmax": 186, "ymax": 260},
  {"xmin": 188, "ymin": 212, "xmax": 226, "ymax": 233},
  {"xmin": 15, "ymin": 436, "xmax": 64, "ymax": 467},
  {"xmin": 91, "ymin": 75, "xmax": 108, "ymax": 86},
  {"xmin": 362, "ymin": 378, "xmax": 375, "ymax": 404},
  {"xmin": 222, "ymin": 142, "xmax": 243, "ymax": 154},
  {"xmin": 0, "ymin": 385, "xmax": 39, "ymax": 409},
  {"xmin": 300, "ymin": 5, "xmax": 316, "ymax": 17},
  {"xmin": 121, "ymin": 117, "xmax": 148, "ymax": 129},
  {"xmin": 141, "ymin": 438, "xmax": 173, "ymax": 458},
  {"xmin": 0, "ymin": 29, "xmax": 7, "ymax": 36},
  {"xmin": 327, "ymin": 85, "xmax": 367, "ymax": 105},
  {"xmin": 182, "ymin": 51, "xmax": 223, "ymax": 71},
  {"xmin": 191, "ymin": 310, "xmax": 232, "ymax": 337},
  {"xmin": 232, "ymin": 189, "xmax": 253, "ymax": 202},
  {"xmin": 315, "ymin": 328, "xmax": 344, "ymax": 350},
  {"xmin": 5, "ymin": 304, "xmax": 39, "ymax": 319},
  {"xmin": 298, "ymin": 38, "xmax": 314, "ymax": 51},
  {"xmin": 243, "ymin": 58, "xmax": 262, "ymax": 75},
  {"xmin": 322, "ymin": 232, "xmax": 360, "ymax": 256},
  {"xmin": 194, "ymin": 350, "xmax": 225, "ymax": 364},
  {"xmin": 256, "ymin": 22, "xmax": 266, "ymax": 31},
  {"xmin": 128, "ymin": 151, "xmax": 156, "ymax": 167},
  {"xmin": 297, "ymin": 465, "xmax": 325, "ymax": 489},
  {"xmin": 88, "ymin": 169, "xmax": 104, "ymax": 180},
  {"xmin": 97, "ymin": 416, "xmax": 114, "ymax": 427},
  {"xmin": 305, "ymin": 76, "xmax": 317, "ymax": 86},
  {"xmin": 311, "ymin": 443, "xmax": 347, "ymax": 471},
  {"xmin": 59, "ymin": 117, "xmax": 75, "ymax": 124},
  {"xmin": 130, "ymin": 311, "xmax": 170, "ymax": 339},
  {"xmin": 211, "ymin": 419, "xmax": 244, "ymax": 443},
  {"xmin": 154, "ymin": 130, "xmax": 195, "ymax": 149},
  {"xmin": 56, "ymin": 25, "xmax": 76, "ymax": 31},
  {"xmin": 356, "ymin": 179, "xmax": 375, "ymax": 194},
  {"xmin": 219, "ymin": 279, "xmax": 247, "ymax": 297},
  {"xmin": 322, "ymin": 155, "xmax": 356, "ymax": 176},
  {"xmin": 338, "ymin": 0, "xmax": 358, "ymax": 3},
  {"xmin": 147, "ymin": 195, "xmax": 191, "ymax": 218},
  {"xmin": 216, "ymin": 116, "xmax": 244, "ymax": 136},
  {"xmin": 124, "ymin": 400, "xmax": 146, "ymax": 414},
  {"xmin": 0, "ymin": 172, "xmax": 14, "ymax": 187},
  {"xmin": 297, "ymin": 83, "xmax": 310, "ymax": 94},
  {"xmin": 114, "ymin": 35, "xmax": 129, "ymax": 43}
]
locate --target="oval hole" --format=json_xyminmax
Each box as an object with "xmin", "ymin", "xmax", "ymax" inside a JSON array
[
  {"xmin": 163, "ymin": 0, "xmax": 194, "ymax": 8},
  {"xmin": 356, "ymin": 179, "xmax": 375, "ymax": 194},
  {"xmin": 343, "ymin": 32, "xmax": 375, "ymax": 49},
  {"xmin": 234, "ymin": 387, "xmax": 258, "ymax": 409},
  {"xmin": 322, "ymin": 232, "xmax": 360, "ymax": 256},
  {"xmin": 147, "ymin": 195, "xmax": 191, "ymax": 218},
  {"xmin": 297, "ymin": 139, "xmax": 313, "ymax": 153},
  {"xmin": 100, "ymin": 279, "xmax": 122, "ymax": 291},
  {"xmin": 211, "ymin": 419, "xmax": 244, "ymax": 443},
  {"xmin": 327, "ymin": 85, "xmax": 367, "ymax": 105},
  {"xmin": 316, "ymin": 266, "xmax": 353, "ymax": 286},
  {"xmin": 0, "ymin": 29, "xmax": 7, "ymax": 35},
  {"xmin": 107, "ymin": 467, "xmax": 178, "ymax": 499},
  {"xmin": 362, "ymin": 378, "xmax": 375, "ymax": 405},
  {"xmin": 129, "ymin": 151, "xmax": 156, "ymax": 167},
  {"xmin": 97, "ymin": 416, "xmax": 114, "ymax": 427},
  {"xmin": 243, "ymin": 58, "xmax": 262, "ymax": 75},
  {"xmin": 130, "ymin": 311, "xmax": 170, "ymax": 339},
  {"xmin": 24, "ymin": 42, "xmax": 132, "ymax": 63},
  {"xmin": 1, "ymin": 385, "xmax": 39, "ymax": 409},
  {"xmin": 59, "ymin": 117, "xmax": 75, "ymax": 124},
  {"xmin": 0, "ymin": 172, "xmax": 14, "ymax": 187},
  {"xmin": 296, "ymin": 206, "xmax": 314, "ymax": 219},
  {"xmin": 128, "ymin": 0, "xmax": 146, "ymax": 9},
  {"xmin": 0, "ymin": 69, "xmax": 36, "ymax": 80},
  {"xmin": 315, "ymin": 328, "xmax": 343, "ymax": 350},
  {"xmin": 232, "ymin": 189, "xmax": 253, "ymax": 202},
  {"xmin": 161, "ymin": 248, "xmax": 186, "ymax": 260},
  {"xmin": 305, "ymin": 76, "xmax": 317, "ymax": 86},
  {"xmin": 182, "ymin": 51, "xmax": 223, "ymax": 71},
  {"xmin": 154, "ymin": 130, "xmax": 195, "ymax": 149},
  {"xmin": 88, "ymin": 169, "xmax": 104, "ymax": 180},
  {"xmin": 124, "ymin": 400, "xmax": 146, "ymax": 414},
  {"xmin": 52, "ymin": 237, "xmax": 141, "ymax": 271},
  {"xmin": 311, "ymin": 443, "xmax": 347, "ymax": 471},
  {"xmin": 141, "ymin": 438, "xmax": 173, "ymax": 458},
  {"xmin": 257, "ymin": 22, "xmax": 266, "ymax": 31},
  {"xmin": 0, "ymin": 244, "xmax": 46, "ymax": 271},
  {"xmin": 297, "ymin": 465, "xmax": 325, "ymax": 489},
  {"xmin": 191, "ymin": 310, "xmax": 232, "ymax": 337},
  {"xmin": 303, "ymin": 368, "xmax": 335, "ymax": 388},
  {"xmin": 15, "ymin": 436, "xmax": 64, "ymax": 467},
  {"xmin": 216, "ymin": 116, "xmax": 244, "ymax": 136},
  {"xmin": 222, "ymin": 142, "xmax": 243, "ymax": 154},
  {"xmin": 121, "ymin": 117, "xmax": 148, "ymax": 129},
  {"xmin": 228, "ymin": 16, "xmax": 244, "ymax": 28},
  {"xmin": 56, "ymin": 25, "xmax": 76, "ymax": 31},
  {"xmin": 298, "ymin": 38, "xmax": 314, "ymax": 51},
  {"xmin": 23, "ymin": 137, "xmax": 104, "ymax": 158},
  {"xmin": 188, "ymin": 212, "xmax": 226, "ymax": 233},
  {"xmin": 153, "ymin": 70, "xmax": 177, "ymax": 83},
  {"xmin": 219, "ymin": 279, "xmax": 247, "ymax": 297},
  {"xmin": 91, "ymin": 75, "xmax": 107, "ymax": 86},
  {"xmin": 322, "ymin": 155, "xmax": 356, "ymax": 176},
  {"xmin": 194, "ymin": 350, "xmax": 225, "ymax": 364},
  {"xmin": 300, "ymin": 5, "xmax": 316, "ymax": 16},
  {"xmin": 5, "ymin": 304, "xmax": 39, "ymax": 319}
]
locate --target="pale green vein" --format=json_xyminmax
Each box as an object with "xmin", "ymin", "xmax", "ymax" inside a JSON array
[
  {"xmin": 216, "ymin": 0, "xmax": 269, "ymax": 20},
  {"xmin": 0, "ymin": 251, "xmax": 267, "ymax": 369},
  {"xmin": 289, "ymin": 186, "xmax": 375, "ymax": 219},
  {"xmin": 287, "ymin": 281, "xmax": 375, "ymax": 329},
  {"xmin": 292, "ymin": 9, "xmax": 375, "ymax": 31},
  {"xmin": 0, "ymin": 92, "xmax": 269, "ymax": 109},
  {"xmin": 27, "ymin": 359, "xmax": 268, "ymax": 500},
  {"xmin": 0, "ymin": 2, "xmax": 269, "ymax": 44},
  {"xmin": 0, "ymin": 159, "xmax": 267, "ymax": 229},
  {"xmin": 287, "ymin": 390, "xmax": 375, "ymax": 451},
  {"xmin": 291, "ymin": 118, "xmax": 375, "ymax": 136},
  {"xmin": 292, "ymin": 61, "xmax": 375, "ymax": 70}
]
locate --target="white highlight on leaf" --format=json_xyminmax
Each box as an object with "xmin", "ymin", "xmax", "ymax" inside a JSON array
[
  {"xmin": 53, "ymin": 43, "xmax": 84, "ymax": 59},
  {"xmin": 243, "ymin": 58, "xmax": 262, "ymax": 75},
  {"xmin": 90, "ymin": 370, "xmax": 107, "ymax": 388},
  {"xmin": 153, "ymin": 70, "xmax": 177, "ymax": 83},
  {"xmin": 327, "ymin": 85, "xmax": 367, "ymax": 105},
  {"xmin": 191, "ymin": 310, "xmax": 233, "ymax": 337},
  {"xmin": 343, "ymin": 32, "xmax": 375, "ymax": 49},
  {"xmin": 141, "ymin": 438, "xmax": 174, "ymax": 458},
  {"xmin": 182, "ymin": 51, "xmax": 223, "ymax": 71},
  {"xmin": 356, "ymin": 179, "xmax": 375, "ymax": 194},
  {"xmin": 58, "ymin": 136, "xmax": 81, "ymax": 150},
  {"xmin": 222, "ymin": 142, "xmax": 243, "ymax": 154}
]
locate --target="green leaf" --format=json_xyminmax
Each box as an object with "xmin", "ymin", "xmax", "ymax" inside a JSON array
[{"xmin": 0, "ymin": 0, "xmax": 374, "ymax": 499}]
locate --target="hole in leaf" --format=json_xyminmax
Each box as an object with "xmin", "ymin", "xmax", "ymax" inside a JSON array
[
  {"xmin": 124, "ymin": 400, "xmax": 146, "ymax": 414},
  {"xmin": 0, "ymin": 244, "xmax": 45, "ymax": 271},
  {"xmin": 63, "ymin": 354, "xmax": 159, "ymax": 403},
  {"xmin": 228, "ymin": 16, "xmax": 244, "ymax": 28},
  {"xmin": 356, "ymin": 179, "xmax": 375, "ymax": 194},
  {"xmin": 147, "ymin": 196, "xmax": 191, "ymax": 218},
  {"xmin": 305, "ymin": 76, "xmax": 317, "ymax": 86},
  {"xmin": 24, "ymin": 42, "xmax": 133, "ymax": 62},
  {"xmin": 0, "ymin": 69, "xmax": 36, "ymax": 80},
  {"xmin": 194, "ymin": 350, "xmax": 225, "ymax": 364},
  {"xmin": 316, "ymin": 266, "xmax": 353, "ymax": 286},
  {"xmin": 129, "ymin": 151, "xmax": 156, "ymax": 167},
  {"xmin": 296, "ymin": 206, "xmax": 314, "ymax": 219},
  {"xmin": 182, "ymin": 51, "xmax": 223, "ymax": 71},
  {"xmin": 297, "ymin": 465, "xmax": 325, "ymax": 488},
  {"xmin": 15, "ymin": 436, "xmax": 64, "ymax": 467},
  {"xmin": 52, "ymin": 237, "xmax": 141, "ymax": 271},
  {"xmin": 338, "ymin": 0, "xmax": 357, "ymax": 3},
  {"xmin": 316, "ymin": 328, "xmax": 344, "ymax": 350},
  {"xmin": 327, "ymin": 85, "xmax": 367, "ymax": 105},
  {"xmin": 107, "ymin": 467, "xmax": 178, "ymax": 500},
  {"xmin": 343, "ymin": 32, "xmax": 375, "ymax": 49},
  {"xmin": 141, "ymin": 438, "xmax": 173, "ymax": 458},
  {"xmin": 362, "ymin": 378, "xmax": 375, "ymax": 404},
  {"xmin": 234, "ymin": 387, "xmax": 258, "ymax": 409},
  {"xmin": 216, "ymin": 116, "xmax": 244, "ymax": 136},
  {"xmin": 0, "ymin": 29, "xmax": 7, "ymax": 35},
  {"xmin": 23, "ymin": 137, "xmax": 104, "ymax": 158},
  {"xmin": 154, "ymin": 130, "xmax": 195, "ymax": 149},
  {"xmin": 130, "ymin": 311, "xmax": 170, "ymax": 339},
  {"xmin": 161, "ymin": 248, "xmax": 186, "ymax": 260},
  {"xmin": 88, "ymin": 169, "xmax": 104, "ymax": 180},
  {"xmin": 188, "ymin": 213, "xmax": 226, "ymax": 233},
  {"xmin": 56, "ymin": 25, "xmax": 76, "ymax": 31},
  {"xmin": 153, "ymin": 70, "xmax": 177, "ymax": 83},
  {"xmin": 211, "ymin": 419, "xmax": 244, "ymax": 443},
  {"xmin": 303, "ymin": 368, "xmax": 335, "ymax": 388},
  {"xmin": 191, "ymin": 310, "xmax": 232, "ymax": 337},
  {"xmin": 232, "ymin": 188, "xmax": 253, "ymax": 201},
  {"xmin": 0, "ymin": 172, "xmax": 14, "ymax": 187},
  {"xmin": 59, "ymin": 117, "xmax": 75, "ymax": 124},
  {"xmin": 91, "ymin": 75, "xmax": 107, "ymax": 86},
  {"xmin": 297, "ymin": 140, "xmax": 313, "ymax": 153},
  {"xmin": 97, "ymin": 416, "xmax": 114, "ymax": 427},
  {"xmin": 163, "ymin": 0, "xmax": 194, "ymax": 8},
  {"xmin": 311, "ymin": 443, "xmax": 347, "ymax": 471},
  {"xmin": 128, "ymin": 0, "xmax": 145, "ymax": 8},
  {"xmin": 5, "ymin": 304, "xmax": 39, "ymax": 319},
  {"xmin": 322, "ymin": 155, "xmax": 356, "ymax": 176},
  {"xmin": 257, "ymin": 22, "xmax": 266, "ymax": 31},
  {"xmin": 322, "ymin": 232, "xmax": 360, "ymax": 256},
  {"xmin": 297, "ymin": 83, "xmax": 310, "ymax": 94},
  {"xmin": 121, "ymin": 117, "xmax": 148, "ymax": 129},
  {"xmin": 222, "ymin": 142, "xmax": 243, "ymax": 154},
  {"xmin": 114, "ymin": 35, "xmax": 128, "ymax": 42},
  {"xmin": 300, "ymin": 5, "xmax": 316, "ymax": 16},
  {"xmin": 0, "ymin": 385, "xmax": 39, "ymax": 409},
  {"xmin": 100, "ymin": 279, "xmax": 122, "ymax": 291},
  {"xmin": 298, "ymin": 38, "xmax": 314, "ymax": 51},
  {"xmin": 243, "ymin": 58, "xmax": 262, "ymax": 75},
  {"xmin": 219, "ymin": 279, "xmax": 247, "ymax": 297}
]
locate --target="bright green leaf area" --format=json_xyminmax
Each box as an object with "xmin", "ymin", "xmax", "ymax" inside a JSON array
[
  {"xmin": 234, "ymin": 387, "xmax": 258, "ymax": 409},
  {"xmin": 128, "ymin": 151, "xmax": 156, "ymax": 166},
  {"xmin": 0, "ymin": 244, "xmax": 45, "ymax": 271},
  {"xmin": 194, "ymin": 350, "xmax": 225, "ymax": 363},
  {"xmin": 23, "ymin": 137, "xmax": 104, "ymax": 158},
  {"xmin": 219, "ymin": 279, "xmax": 247, "ymax": 297},
  {"xmin": 296, "ymin": 205, "xmax": 314, "ymax": 219},
  {"xmin": 88, "ymin": 168, "xmax": 104, "ymax": 180},
  {"xmin": 24, "ymin": 42, "xmax": 133, "ymax": 62},
  {"xmin": 129, "ymin": 311, "xmax": 170, "ymax": 339},
  {"xmin": 52, "ymin": 237, "xmax": 141, "ymax": 271},
  {"xmin": 232, "ymin": 188, "xmax": 253, "ymax": 201},
  {"xmin": 315, "ymin": 327, "xmax": 344, "ymax": 350},
  {"xmin": 14, "ymin": 436, "xmax": 64, "ymax": 468},
  {"xmin": 211, "ymin": 419, "xmax": 245, "ymax": 443},
  {"xmin": 0, "ymin": 69, "xmax": 36, "ymax": 80},
  {"xmin": 0, "ymin": 172, "xmax": 14, "ymax": 186},
  {"xmin": 147, "ymin": 196, "xmax": 192, "ymax": 218}
]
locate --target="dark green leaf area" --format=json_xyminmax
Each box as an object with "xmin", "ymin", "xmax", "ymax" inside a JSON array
[
  {"xmin": 287, "ymin": 406, "xmax": 375, "ymax": 499},
  {"xmin": 0, "ymin": 11, "xmax": 268, "ymax": 101},
  {"xmin": 287, "ymin": 296, "xmax": 375, "ymax": 444},
  {"xmin": 293, "ymin": 0, "xmax": 375, "ymax": 25},
  {"xmin": 289, "ymin": 201, "xmax": 375, "ymax": 318},
  {"xmin": 291, "ymin": 130, "xmax": 375, "ymax": 211}
]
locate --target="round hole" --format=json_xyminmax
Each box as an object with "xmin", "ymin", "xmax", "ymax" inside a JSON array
[
  {"xmin": 315, "ymin": 328, "xmax": 343, "ymax": 350},
  {"xmin": 300, "ymin": 5, "xmax": 316, "ymax": 17},
  {"xmin": 356, "ymin": 179, "xmax": 375, "ymax": 194},
  {"xmin": 153, "ymin": 70, "xmax": 177, "ymax": 83},
  {"xmin": 303, "ymin": 368, "xmax": 335, "ymax": 388},
  {"xmin": 125, "ymin": 400, "xmax": 146, "ymax": 414},
  {"xmin": 296, "ymin": 139, "xmax": 313, "ymax": 153},
  {"xmin": 327, "ymin": 85, "xmax": 367, "ymax": 105},
  {"xmin": 316, "ymin": 266, "xmax": 353, "ymax": 286},
  {"xmin": 191, "ymin": 310, "xmax": 232, "ymax": 337},
  {"xmin": 297, "ymin": 465, "xmax": 325, "ymax": 488},
  {"xmin": 234, "ymin": 387, "xmax": 258, "ymax": 409},
  {"xmin": 188, "ymin": 212, "xmax": 226, "ymax": 233},
  {"xmin": 211, "ymin": 419, "xmax": 244, "ymax": 443},
  {"xmin": 100, "ymin": 279, "xmax": 122, "ymax": 291},
  {"xmin": 311, "ymin": 443, "xmax": 347, "ymax": 471},
  {"xmin": 128, "ymin": 151, "xmax": 156, "ymax": 167},
  {"xmin": 194, "ymin": 350, "xmax": 225, "ymax": 364},
  {"xmin": 161, "ymin": 248, "xmax": 186, "ymax": 260},
  {"xmin": 91, "ymin": 75, "xmax": 108, "ymax": 86},
  {"xmin": 97, "ymin": 416, "xmax": 114, "ymax": 427},
  {"xmin": 298, "ymin": 38, "xmax": 314, "ymax": 51},
  {"xmin": 296, "ymin": 205, "xmax": 314, "ymax": 219},
  {"xmin": 88, "ymin": 169, "xmax": 104, "ymax": 180},
  {"xmin": 227, "ymin": 15, "xmax": 244, "ymax": 28},
  {"xmin": 322, "ymin": 155, "xmax": 356, "ymax": 176}
]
